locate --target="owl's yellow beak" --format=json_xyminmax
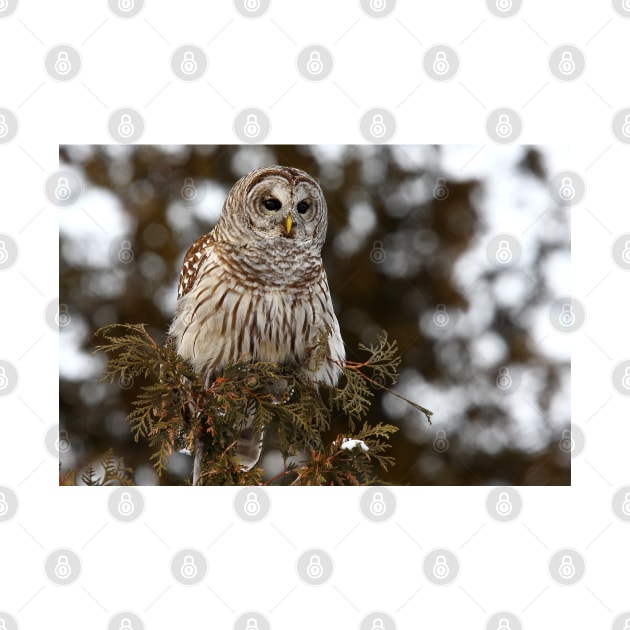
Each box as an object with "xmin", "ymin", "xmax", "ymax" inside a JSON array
[{"xmin": 284, "ymin": 213, "xmax": 293, "ymax": 234}]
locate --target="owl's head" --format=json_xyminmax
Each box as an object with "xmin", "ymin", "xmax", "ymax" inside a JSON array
[{"xmin": 218, "ymin": 165, "xmax": 328, "ymax": 250}]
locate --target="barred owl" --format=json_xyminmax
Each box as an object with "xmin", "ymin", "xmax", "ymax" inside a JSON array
[{"xmin": 170, "ymin": 165, "xmax": 345, "ymax": 480}]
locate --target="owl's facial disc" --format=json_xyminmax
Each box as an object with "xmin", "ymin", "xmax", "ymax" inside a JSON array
[{"xmin": 247, "ymin": 175, "xmax": 322, "ymax": 242}]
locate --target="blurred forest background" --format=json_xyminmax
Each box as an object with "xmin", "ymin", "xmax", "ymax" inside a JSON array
[{"xmin": 59, "ymin": 144, "xmax": 571, "ymax": 485}]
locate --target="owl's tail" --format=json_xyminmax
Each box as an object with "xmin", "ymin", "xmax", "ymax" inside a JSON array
[
  {"xmin": 191, "ymin": 418, "xmax": 262, "ymax": 484},
  {"xmin": 235, "ymin": 420, "xmax": 263, "ymax": 471}
]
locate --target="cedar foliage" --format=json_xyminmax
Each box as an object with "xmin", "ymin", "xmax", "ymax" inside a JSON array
[
  {"xmin": 85, "ymin": 324, "xmax": 432, "ymax": 486},
  {"xmin": 60, "ymin": 448, "xmax": 134, "ymax": 486}
]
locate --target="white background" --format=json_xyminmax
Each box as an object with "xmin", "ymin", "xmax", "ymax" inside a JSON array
[{"xmin": 1, "ymin": 1, "xmax": 629, "ymax": 628}]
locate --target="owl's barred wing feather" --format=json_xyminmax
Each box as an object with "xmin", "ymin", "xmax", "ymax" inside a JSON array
[{"xmin": 177, "ymin": 232, "xmax": 216, "ymax": 299}]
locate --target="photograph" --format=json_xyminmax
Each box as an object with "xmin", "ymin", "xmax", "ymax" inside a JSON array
[{"xmin": 59, "ymin": 144, "xmax": 571, "ymax": 486}]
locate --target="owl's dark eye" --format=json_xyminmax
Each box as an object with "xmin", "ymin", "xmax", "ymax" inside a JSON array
[
  {"xmin": 263, "ymin": 198, "xmax": 282, "ymax": 211},
  {"xmin": 297, "ymin": 200, "xmax": 309, "ymax": 214}
]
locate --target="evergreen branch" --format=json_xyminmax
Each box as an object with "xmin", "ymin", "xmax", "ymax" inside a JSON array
[
  {"xmin": 90, "ymin": 324, "xmax": 433, "ymax": 485},
  {"xmin": 78, "ymin": 449, "xmax": 134, "ymax": 486},
  {"xmin": 339, "ymin": 331, "xmax": 433, "ymax": 425}
]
